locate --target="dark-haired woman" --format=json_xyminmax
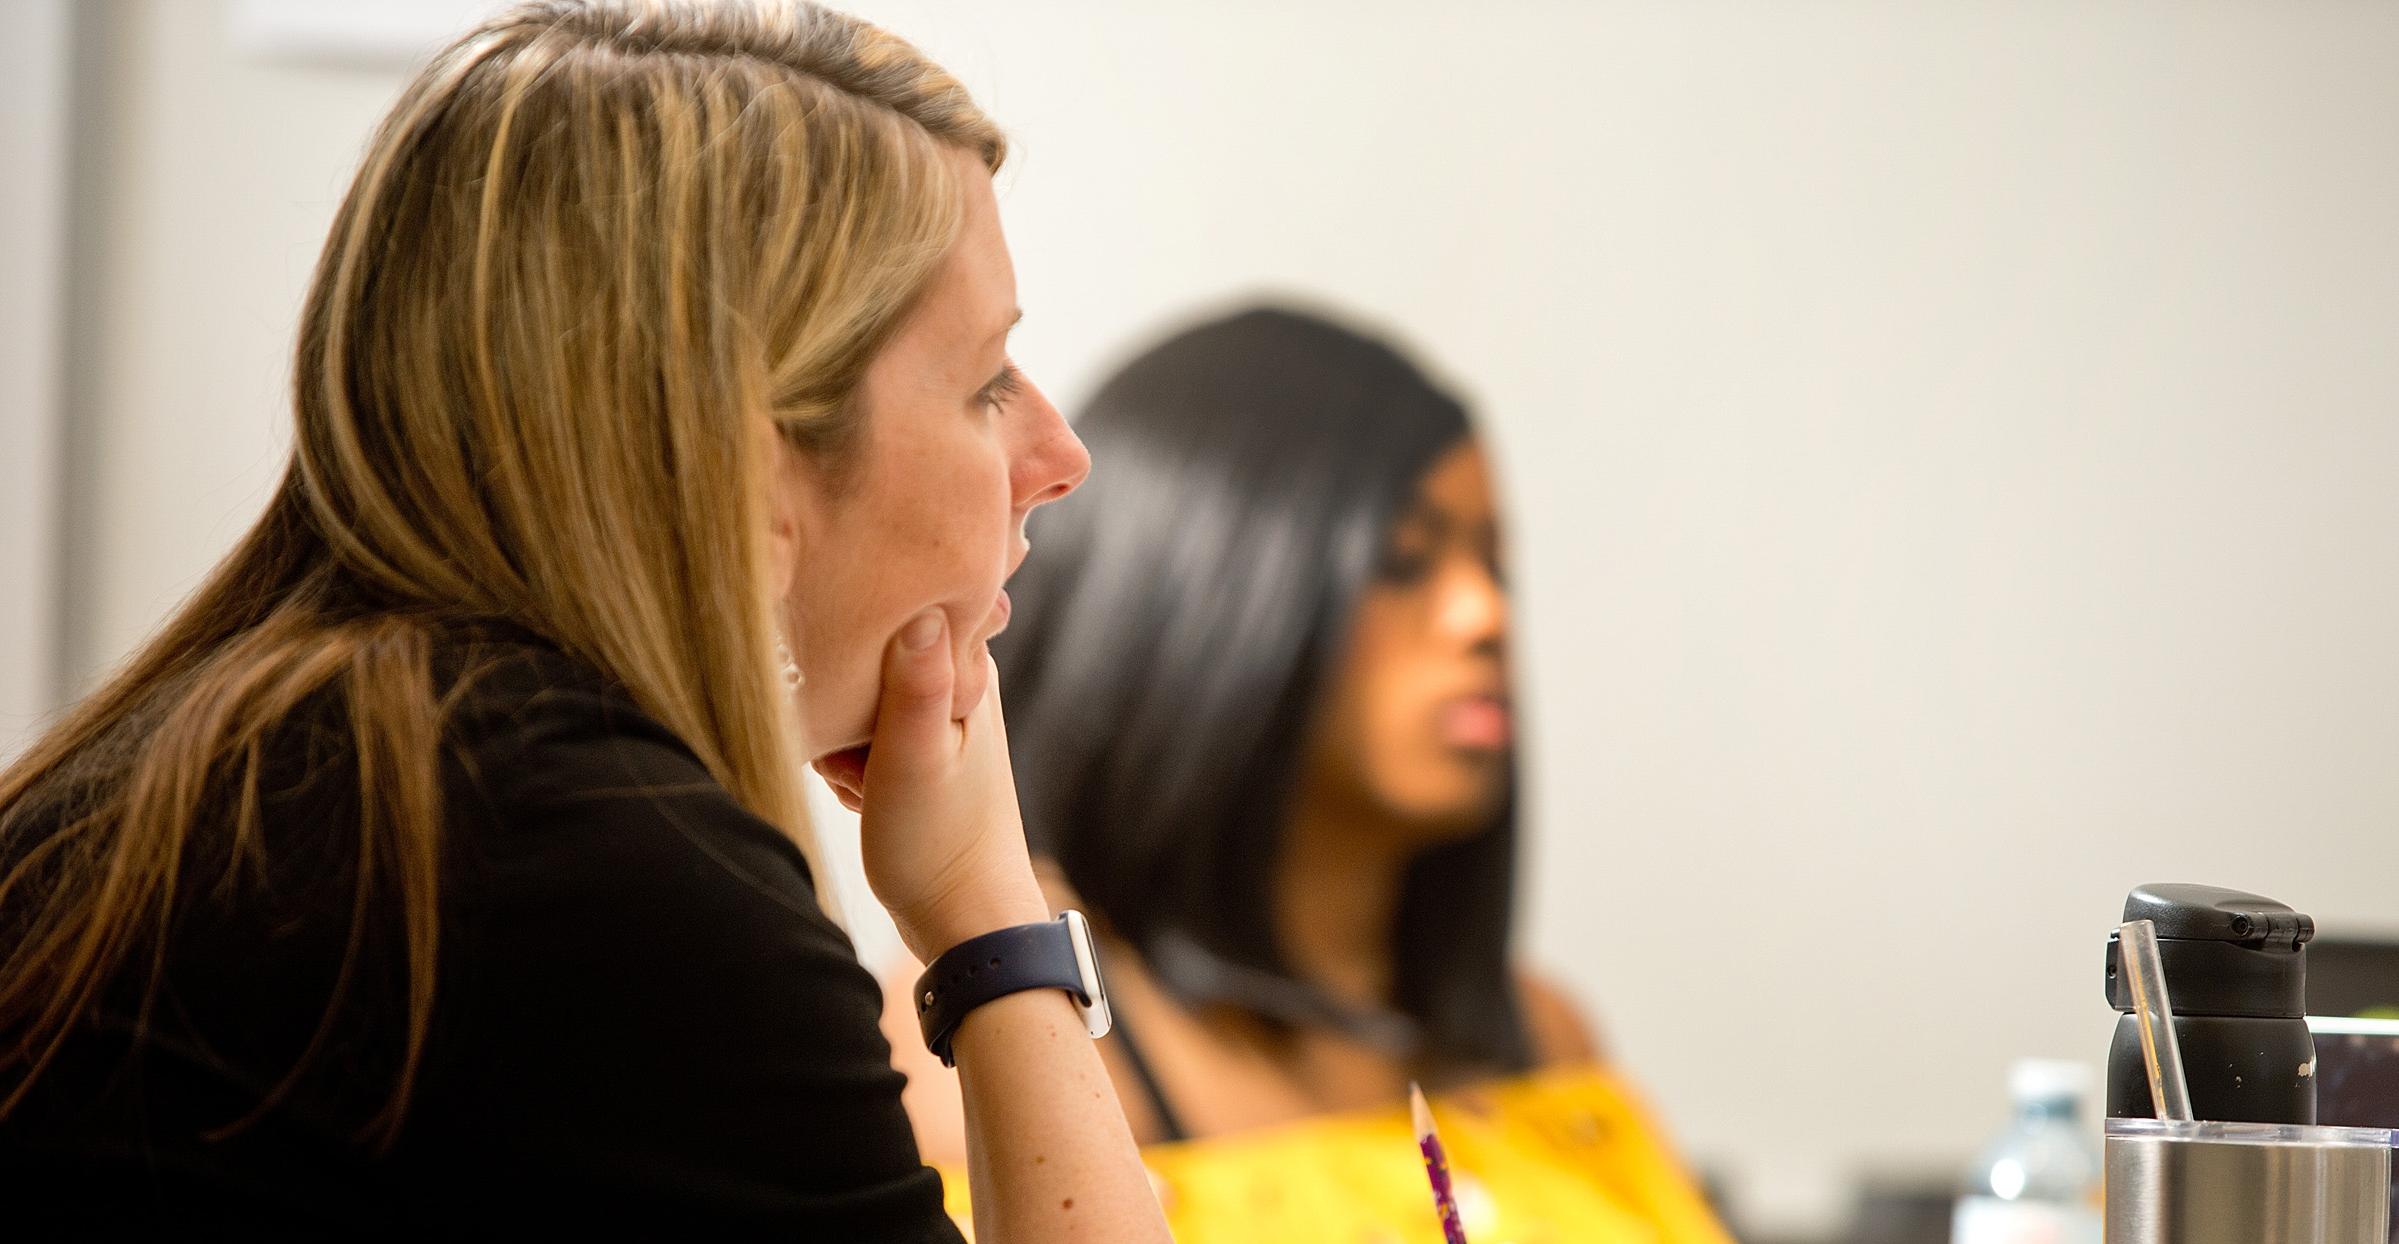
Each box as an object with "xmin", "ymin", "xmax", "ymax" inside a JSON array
[{"xmin": 887, "ymin": 306, "xmax": 1731, "ymax": 1241}]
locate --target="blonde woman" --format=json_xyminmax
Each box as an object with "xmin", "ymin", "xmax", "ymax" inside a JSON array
[{"xmin": 0, "ymin": 3, "xmax": 1168, "ymax": 1240}]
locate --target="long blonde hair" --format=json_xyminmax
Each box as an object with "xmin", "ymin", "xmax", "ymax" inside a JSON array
[{"xmin": 0, "ymin": 0, "xmax": 1003, "ymax": 1146}]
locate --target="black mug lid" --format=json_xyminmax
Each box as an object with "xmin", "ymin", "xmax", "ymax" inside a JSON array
[
  {"xmin": 2105, "ymin": 883, "xmax": 2311, "ymax": 1019},
  {"xmin": 2122, "ymin": 883, "xmax": 2315, "ymax": 949}
]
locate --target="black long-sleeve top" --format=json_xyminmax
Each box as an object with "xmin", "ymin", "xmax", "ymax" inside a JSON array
[{"xmin": 0, "ymin": 629, "xmax": 962, "ymax": 1241}]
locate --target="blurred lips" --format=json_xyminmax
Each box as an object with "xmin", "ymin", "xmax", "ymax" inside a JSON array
[{"xmin": 1438, "ymin": 694, "xmax": 1511, "ymax": 751}]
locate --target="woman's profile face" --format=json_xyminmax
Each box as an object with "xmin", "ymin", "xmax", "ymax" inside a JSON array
[
  {"xmin": 1304, "ymin": 439, "xmax": 1513, "ymax": 838},
  {"xmin": 776, "ymin": 148, "xmax": 1089, "ymax": 761}
]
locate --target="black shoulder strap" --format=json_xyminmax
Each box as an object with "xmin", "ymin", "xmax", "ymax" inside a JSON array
[{"xmin": 1105, "ymin": 997, "xmax": 1191, "ymax": 1144}]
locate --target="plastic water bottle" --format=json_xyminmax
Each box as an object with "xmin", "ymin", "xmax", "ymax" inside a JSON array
[{"xmin": 1952, "ymin": 1059, "xmax": 2103, "ymax": 1244}]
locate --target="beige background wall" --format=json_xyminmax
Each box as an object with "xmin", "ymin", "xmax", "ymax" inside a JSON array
[
  {"xmin": 0, "ymin": 0, "xmax": 71, "ymax": 753},
  {"xmin": 10, "ymin": 1, "xmax": 2398, "ymax": 1234}
]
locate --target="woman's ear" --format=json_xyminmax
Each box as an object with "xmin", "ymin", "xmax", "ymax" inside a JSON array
[{"xmin": 763, "ymin": 430, "xmax": 805, "ymax": 606}]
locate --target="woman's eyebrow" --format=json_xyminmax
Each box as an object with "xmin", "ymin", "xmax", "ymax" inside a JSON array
[{"xmin": 985, "ymin": 307, "xmax": 1023, "ymax": 347}]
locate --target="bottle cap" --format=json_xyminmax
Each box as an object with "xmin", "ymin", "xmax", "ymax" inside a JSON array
[{"xmin": 2103, "ymin": 883, "xmax": 2311, "ymax": 1019}]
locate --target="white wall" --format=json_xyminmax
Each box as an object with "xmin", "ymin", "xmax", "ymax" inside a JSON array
[
  {"xmin": 29, "ymin": 1, "xmax": 2399, "ymax": 1236},
  {"xmin": 53, "ymin": 2, "xmax": 423, "ymax": 692},
  {"xmin": 0, "ymin": 0, "xmax": 71, "ymax": 758}
]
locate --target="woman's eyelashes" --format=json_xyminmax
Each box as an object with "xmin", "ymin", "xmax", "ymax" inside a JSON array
[
  {"xmin": 1375, "ymin": 513, "xmax": 1505, "ymax": 588},
  {"xmin": 976, "ymin": 361, "xmax": 1026, "ymax": 412},
  {"xmin": 1377, "ymin": 530, "xmax": 1437, "ymax": 585},
  {"xmin": 1377, "ymin": 507, "xmax": 1445, "ymax": 584}
]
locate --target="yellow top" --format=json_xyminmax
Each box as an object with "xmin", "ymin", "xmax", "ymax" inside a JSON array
[{"xmin": 941, "ymin": 1062, "xmax": 1734, "ymax": 1244}]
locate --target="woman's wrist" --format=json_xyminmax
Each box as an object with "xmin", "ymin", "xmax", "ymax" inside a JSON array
[{"xmin": 897, "ymin": 881, "xmax": 1054, "ymax": 964}]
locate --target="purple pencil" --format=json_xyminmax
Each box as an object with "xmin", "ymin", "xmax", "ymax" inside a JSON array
[{"xmin": 1410, "ymin": 1082, "xmax": 1472, "ymax": 1244}]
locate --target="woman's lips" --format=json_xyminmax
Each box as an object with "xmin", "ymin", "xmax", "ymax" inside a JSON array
[
  {"xmin": 1438, "ymin": 696, "xmax": 1512, "ymax": 751},
  {"xmin": 988, "ymin": 587, "xmax": 1011, "ymax": 636}
]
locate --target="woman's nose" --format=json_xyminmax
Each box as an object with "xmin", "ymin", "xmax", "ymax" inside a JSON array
[
  {"xmin": 1434, "ymin": 553, "xmax": 1507, "ymax": 648},
  {"xmin": 1011, "ymin": 380, "xmax": 1090, "ymax": 511}
]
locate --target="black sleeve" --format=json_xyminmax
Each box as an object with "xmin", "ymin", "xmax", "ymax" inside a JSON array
[{"xmin": 399, "ymin": 659, "xmax": 963, "ymax": 1242}]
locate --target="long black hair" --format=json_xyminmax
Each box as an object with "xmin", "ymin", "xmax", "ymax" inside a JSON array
[{"xmin": 993, "ymin": 304, "xmax": 1534, "ymax": 1076}]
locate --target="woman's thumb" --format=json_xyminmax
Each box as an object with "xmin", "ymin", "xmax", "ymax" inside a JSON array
[{"xmin": 870, "ymin": 610, "xmax": 955, "ymax": 773}]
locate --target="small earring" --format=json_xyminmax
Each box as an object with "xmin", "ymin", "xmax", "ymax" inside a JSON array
[{"xmin": 774, "ymin": 634, "xmax": 805, "ymax": 691}]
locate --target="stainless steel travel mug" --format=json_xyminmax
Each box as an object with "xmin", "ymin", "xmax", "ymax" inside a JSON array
[{"xmin": 2105, "ymin": 1119, "xmax": 2392, "ymax": 1244}]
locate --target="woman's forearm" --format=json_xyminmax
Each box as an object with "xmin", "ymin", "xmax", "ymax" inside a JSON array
[
  {"xmin": 849, "ymin": 633, "xmax": 1163, "ymax": 1240},
  {"xmin": 953, "ymin": 984, "xmax": 1169, "ymax": 1243}
]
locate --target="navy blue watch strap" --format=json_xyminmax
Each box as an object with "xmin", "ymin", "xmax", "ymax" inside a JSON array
[{"xmin": 915, "ymin": 916, "xmax": 1092, "ymax": 1067}]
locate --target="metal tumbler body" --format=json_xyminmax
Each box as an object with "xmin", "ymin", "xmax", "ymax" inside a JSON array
[{"xmin": 2104, "ymin": 1120, "xmax": 2392, "ymax": 1244}]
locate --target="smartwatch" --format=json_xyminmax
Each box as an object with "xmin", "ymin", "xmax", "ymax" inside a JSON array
[{"xmin": 914, "ymin": 910, "xmax": 1112, "ymax": 1067}]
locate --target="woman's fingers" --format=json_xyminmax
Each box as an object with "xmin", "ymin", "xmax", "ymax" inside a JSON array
[
  {"xmin": 827, "ymin": 781, "xmax": 863, "ymax": 814},
  {"xmin": 811, "ymin": 746, "xmax": 863, "ymax": 799},
  {"xmin": 848, "ymin": 615, "xmax": 1042, "ymax": 962},
  {"xmin": 868, "ymin": 610, "xmax": 956, "ymax": 783},
  {"xmin": 809, "ymin": 611, "xmax": 949, "ymax": 815}
]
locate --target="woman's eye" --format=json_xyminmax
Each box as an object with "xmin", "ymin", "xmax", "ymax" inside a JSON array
[
  {"xmin": 1376, "ymin": 544, "xmax": 1434, "ymax": 585},
  {"xmin": 977, "ymin": 362, "xmax": 1026, "ymax": 411}
]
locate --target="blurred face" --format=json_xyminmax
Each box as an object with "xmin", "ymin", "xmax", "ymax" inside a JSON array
[
  {"xmin": 1302, "ymin": 440, "xmax": 1512, "ymax": 839},
  {"xmin": 771, "ymin": 149, "xmax": 1089, "ymax": 760}
]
